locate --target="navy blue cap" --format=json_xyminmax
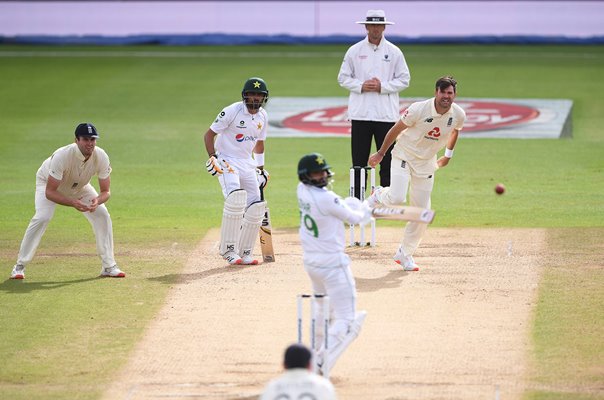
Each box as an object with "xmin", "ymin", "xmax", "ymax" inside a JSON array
[{"xmin": 75, "ymin": 123, "xmax": 99, "ymax": 138}]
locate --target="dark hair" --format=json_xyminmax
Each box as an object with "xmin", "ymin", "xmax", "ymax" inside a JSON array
[
  {"xmin": 435, "ymin": 76, "xmax": 457, "ymax": 93},
  {"xmin": 284, "ymin": 344, "xmax": 312, "ymax": 369}
]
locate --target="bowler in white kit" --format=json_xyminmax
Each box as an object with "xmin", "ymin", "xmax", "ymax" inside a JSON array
[{"xmin": 368, "ymin": 76, "xmax": 466, "ymax": 271}]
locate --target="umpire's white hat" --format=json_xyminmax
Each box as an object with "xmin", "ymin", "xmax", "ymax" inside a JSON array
[{"xmin": 356, "ymin": 10, "xmax": 394, "ymax": 25}]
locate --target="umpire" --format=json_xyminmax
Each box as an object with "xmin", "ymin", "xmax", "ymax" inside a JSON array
[{"xmin": 338, "ymin": 9, "xmax": 410, "ymax": 198}]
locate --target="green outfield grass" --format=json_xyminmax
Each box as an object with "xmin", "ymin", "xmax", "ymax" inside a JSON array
[{"xmin": 0, "ymin": 44, "xmax": 602, "ymax": 399}]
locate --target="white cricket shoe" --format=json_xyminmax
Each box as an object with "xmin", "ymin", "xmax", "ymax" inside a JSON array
[
  {"xmin": 241, "ymin": 255, "xmax": 259, "ymax": 265},
  {"xmin": 10, "ymin": 264, "xmax": 25, "ymax": 279},
  {"xmin": 365, "ymin": 186, "xmax": 384, "ymax": 208},
  {"xmin": 393, "ymin": 247, "xmax": 419, "ymax": 271},
  {"xmin": 100, "ymin": 265, "xmax": 126, "ymax": 278},
  {"xmin": 223, "ymin": 251, "xmax": 242, "ymax": 265}
]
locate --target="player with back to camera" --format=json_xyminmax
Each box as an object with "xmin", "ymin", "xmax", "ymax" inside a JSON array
[
  {"xmin": 10, "ymin": 123, "xmax": 125, "ymax": 279},
  {"xmin": 204, "ymin": 77, "xmax": 270, "ymax": 265},
  {"xmin": 297, "ymin": 153, "xmax": 371, "ymax": 375},
  {"xmin": 260, "ymin": 343, "xmax": 337, "ymax": 400},
  {"xmin": 366, "ymin": 76, "xmax": 466, "ymax": 271}
]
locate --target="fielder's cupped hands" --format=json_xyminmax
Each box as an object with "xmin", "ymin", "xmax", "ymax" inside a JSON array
[
  {"xmin": 73, "ymin": 198, "xmax": 92, "ymax": 213},
  {"xmin": 88, "ymin": 197, "xmax": 99, "ymax": 213}
]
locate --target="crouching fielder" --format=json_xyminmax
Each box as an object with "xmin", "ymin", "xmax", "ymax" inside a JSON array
[
  {"xmin": 204, "ymin": 77, "xmax": 270, "ymax": 265},
  {"xmin": 297, "ymin": 153, "xmax": 371, "ymax": 375}
]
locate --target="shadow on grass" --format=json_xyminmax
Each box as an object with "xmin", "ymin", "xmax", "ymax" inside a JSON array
[
  {"xmin": 0, "ymin": 276, "xmax": 103, "ymax": 293},
  {"xmin": 148, "ymin": 264, "xmax": 247, "ymax": 285}
]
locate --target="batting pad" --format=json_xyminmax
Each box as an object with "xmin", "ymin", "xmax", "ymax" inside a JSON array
[
  {"xmin": 238, "ymin": 200, "xmax": 266, "ymax": 257},
  {"xmin": 326, "ymin": 311, "xmax": 367, "ymax": 370},
  {"xmin": 219, "ymin": 189, "xmax": 247, "ymax": 256}
]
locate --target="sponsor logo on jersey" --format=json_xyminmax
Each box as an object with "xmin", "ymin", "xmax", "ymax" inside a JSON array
[
  {"xmin": 425, "ymin": 127, "xmax": 441, "ymax": 141},
  {"xmin": 235, "ymin": 133, "xmax": 255, "ymax": 142},
  {"xmin": 424, "ymin": 117, "xmax": 433, "ymax": 123}
]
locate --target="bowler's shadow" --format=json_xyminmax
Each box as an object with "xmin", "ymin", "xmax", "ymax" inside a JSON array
[
  {"xmin": 1, "ymin": 276, "xmax": 103, "ymax": 294},
  {"xmin": 355, "ymin": 270, "xmax": 410, "ymax": 293}
]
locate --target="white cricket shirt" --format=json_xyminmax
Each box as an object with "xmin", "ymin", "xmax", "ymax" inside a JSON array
[
  {"xmin": 297, "ymin": 183, "xmax": 366, "ymax": 267},
  {"xmin": 37, "ymin": 143, "xmax": 111, "ymax": 195},
  {"xmin": 338, "ymin": 36, "xmax": 410, "ymax": 122},
  {"xmin": 260, "ymin": 369, "xmax": 337, "ymax": 400},
  {"xmin": 211, "ymin": 101, "xmax": 268, "ymax": 160},
  {"xmin": 393, "ymin": 98, "xmax": 466, "ymax": 174}
]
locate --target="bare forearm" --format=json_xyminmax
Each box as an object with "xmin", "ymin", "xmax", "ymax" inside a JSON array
[
  {"xmin": 45, "ymin": 189, "xmax": 77, "ymax": 208},
  {"xmin": 204, "ymin": 129, "xmax": 217, "ymax": 156}
]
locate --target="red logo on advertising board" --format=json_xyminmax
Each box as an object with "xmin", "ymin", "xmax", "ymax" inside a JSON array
[{"xmin": 281, "ymin": 100, "xmax": 539, "ymax": 135}]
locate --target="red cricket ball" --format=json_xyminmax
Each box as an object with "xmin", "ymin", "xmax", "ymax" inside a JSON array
[{"xmin": 495, "ymin": 183, "xmax": 505, "ymax": 195}]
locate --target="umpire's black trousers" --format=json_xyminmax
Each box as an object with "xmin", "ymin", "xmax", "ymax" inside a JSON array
[{"xmin": 350, "ymin": 120, "xmax": 395, "ymax": 199}]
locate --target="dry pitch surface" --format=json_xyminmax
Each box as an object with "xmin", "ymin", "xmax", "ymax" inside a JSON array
[{"xmin": 103, "ymin": 227, "xmax": 544, "ymax": 400}]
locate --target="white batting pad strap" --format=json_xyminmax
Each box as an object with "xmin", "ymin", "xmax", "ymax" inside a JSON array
[
  {"xmin": 326, "ymin": 311, "xmax": 367, "ymax": 369},
  {"xmin": 219, "ymin": 189, "xmax": 247, "ymax": 256},
  {"xmin": 238, "ymin": 200, "xmax": 266, "ymax": 257}
]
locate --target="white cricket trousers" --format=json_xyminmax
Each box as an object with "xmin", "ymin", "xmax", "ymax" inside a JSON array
[
  {"xmin": 17, "ymin": 180, "xmax": 116, "ymax": 269},
  {"xmin": 380, "ymin": 154, "xmax": 435, "ymax": 256},
  {"xmin": 304, "ymin": 260, "xmax": 357, "ymax": 351},
  {"xmin": 217, "ymin": 156, "xmax": 260, "ymax": 206}
]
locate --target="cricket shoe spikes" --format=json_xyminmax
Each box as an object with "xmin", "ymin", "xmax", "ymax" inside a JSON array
[{"xmin": 10, "ymin": 264, "xmax": 25, "ymax": 279}]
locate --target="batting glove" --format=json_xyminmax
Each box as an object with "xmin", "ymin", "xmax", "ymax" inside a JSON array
[
  {"xmin": 344, "ymin": 196, "xmax": 373, "ymax": 226},
  {"xmin": 257, "ymin": 168, "xmax": 270, "ymax": 189},
  {"xmin": 206, "ymin": 156, "xmax": 223, "ymax": 176}
]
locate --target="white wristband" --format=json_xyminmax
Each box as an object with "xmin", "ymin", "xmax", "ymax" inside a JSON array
[
  {"xmin": 444, "ymin": 148, "xmax": 454, "ymax": 158},
  {"xmin": 254, "ymin": 152, "xmax": 265, "ymax": 167}
]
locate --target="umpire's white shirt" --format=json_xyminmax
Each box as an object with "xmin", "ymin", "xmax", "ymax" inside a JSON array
[
  {"xmin": 211, "ymin": 100, "xmax": 267, "ymax": 163},
  {"xmin": 38, "ymin": 143, "xmax": 111, "ymax": 195},
  {"xmin": 260, "ymin": 368, "xmax": 337, "ymax": 400},
  {"xmin": 338, "ymin": 36, "xmax": 410, "ymax": 122},
  {"xmin": 297, "ymin": 183, "xmax": 365, "ymax": 267},
  {"xmin": 394, "ymin": 98, "xmax": 466, "ymax": 174}
]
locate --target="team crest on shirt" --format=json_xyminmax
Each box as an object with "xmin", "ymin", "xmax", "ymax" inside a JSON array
[
  {"xmin": 447, "ymin": 118, "xmax": 453, "ymax": 127},
  {"xmin": 257, "ymin": 122, "xmax": 263, "ymax": 130}
]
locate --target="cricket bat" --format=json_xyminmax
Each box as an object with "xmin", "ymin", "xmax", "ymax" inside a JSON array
[
  {"xmin": 371, "ymin": 206, "xmax": 436, "ymax": 224},
  {"xmin": 259, "ymin": 188, "xmax": 275, "ymax": 262}
]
